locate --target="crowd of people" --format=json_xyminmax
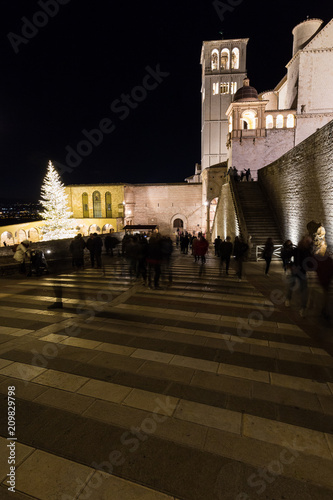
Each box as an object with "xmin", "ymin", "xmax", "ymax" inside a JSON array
[{"xmin": 10, "ymin": 225, "xmax": 332, "ymax": 321}]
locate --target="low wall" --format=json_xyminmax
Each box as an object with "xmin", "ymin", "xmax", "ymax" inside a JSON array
[{"xmin": 258, "ymin": 119, "xmax": 333, "ymax": 248}]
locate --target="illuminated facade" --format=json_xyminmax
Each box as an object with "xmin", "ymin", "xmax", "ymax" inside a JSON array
[{"xmin": 201, "ymin": 18, "xmax": 333, "ymax": 180}]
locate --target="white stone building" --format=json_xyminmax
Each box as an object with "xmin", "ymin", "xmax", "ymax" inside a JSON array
[{"xmin": 200, "ymin": 18, "xmax": 333, "ymax": 181}]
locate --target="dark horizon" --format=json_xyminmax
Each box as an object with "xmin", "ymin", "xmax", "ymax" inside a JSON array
[{"xmin": 1, "ymin": 1, "xmax": 332, "ymax": 202}]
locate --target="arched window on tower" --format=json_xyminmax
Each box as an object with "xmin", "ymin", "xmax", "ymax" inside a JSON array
[
  {"xmin": 241, "ymin": 110, "xmax": 257, "ymax": 130},
  {"xmin": 231, "ymin": 48, "xmax": 239, "ymax": 69},
  {"xmin": 93, "ymin": 191, "xmax": 102, "ymax": 218},
  {"xmin": 266, "ymin": 115, "xmax": 273, "ymax": 129},
  {"xmin": 286, "ymin": 114, "xmax": 295, "ymax": 128},
  {"xmin": 105, "ymin": 192, "xmax": 112, "ymax": 217},
  {"xmin": 276, "ymin": 114, "xmax": 284, "ymax": 128},
  {"xmin": 82, "ymin": 192, "xmax": 89, "ymax": 217},
  {"xmin": 221, "ymin": 49, "xmax": 230, "ymax": 70},
  {"xmin": 211, "ymin": 49, "xmax": 219, "ymax": 70}
]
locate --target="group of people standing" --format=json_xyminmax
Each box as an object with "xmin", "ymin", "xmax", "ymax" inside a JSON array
[
  {"xmin": 69, "ymin": 232, "xmax": 119, "ymax": 270},
  {"xmin": 227, "ymin": 166, "xmax": 252, "ymax": 182}
]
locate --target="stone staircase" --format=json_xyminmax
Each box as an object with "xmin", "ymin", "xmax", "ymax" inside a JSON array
[{"xmin": 234, "ymin": 181, "xmax": 282, "ymax": 260}]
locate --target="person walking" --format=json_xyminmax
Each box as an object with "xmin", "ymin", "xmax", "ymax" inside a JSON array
[
  {"xmin": 285, "ymin": 235, "xmax": 313, "ymax": 317},
  {"xmin": 214, "ymin": 236, "xmax": 221, "ymax": 257},
  {"xmin": 147, "ymin": 232, "xmax": 163, "ymax": 289},
  {"xmin": 13, "ymin": 239, "xmax": 32, "ymax": 275},
  {"xmin": 69, "ymin": 233, "xmax": 86, "ymax": 270},
  {"xmin": 280, "ymin": 240, "xmax": 294, "ymax": 273},
  {"xmin": 220, "ymin": 236, "xmax": 233, "ymax": 275},
  {"xmin": 86, "ymin": 234, "xmax": 95, "ymax": 267},
  {"xmin": 233, "ymin": 236, "xmax": 248, "ymax": 281},
  {"xmin": 92, "ymin": 233, "xmax": 103, "ymax": 269},
  {"xmin": 262, "ymin": 238, "xmax": 274, "ymax": 276}
]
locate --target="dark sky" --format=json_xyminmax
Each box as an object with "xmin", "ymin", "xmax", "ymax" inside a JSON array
[{"xmin": 0, "ymin": 0, "xmax": 332, "ymax": 201}]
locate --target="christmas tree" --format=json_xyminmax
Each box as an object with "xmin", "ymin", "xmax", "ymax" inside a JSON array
[{"xmin": 40, "ymin": 161, "xmax": 77, "ymax": 241}]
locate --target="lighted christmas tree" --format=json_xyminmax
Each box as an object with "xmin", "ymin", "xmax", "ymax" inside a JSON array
[{"xmin": 40, "ymin": 161, "xmax": 77, "ymax": 241}]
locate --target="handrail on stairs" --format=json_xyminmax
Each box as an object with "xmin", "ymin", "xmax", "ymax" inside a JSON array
[{"xmin": 228, "ymin": 175, "xmax": 249, "ymax": 242}]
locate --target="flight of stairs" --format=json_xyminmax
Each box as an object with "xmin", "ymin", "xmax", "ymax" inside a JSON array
[{"xmin": 234, "ymin": 181, "xmax": 282, "ymax": 260}]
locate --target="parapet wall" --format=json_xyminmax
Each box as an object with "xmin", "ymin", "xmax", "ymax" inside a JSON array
[{"xmin": 258, "ymin": 119, "xmax": 333, "ymax": 247}]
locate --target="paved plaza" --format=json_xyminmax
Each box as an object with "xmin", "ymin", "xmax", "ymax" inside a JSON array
[{"xmin": 0, "ymin": 250, "xmax": 333, "ymax": 500}]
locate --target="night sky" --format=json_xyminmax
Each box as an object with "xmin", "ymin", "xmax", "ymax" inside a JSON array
[{"xmin": 0, "ymin": 0, "xmax": 332, "ymax": 201}]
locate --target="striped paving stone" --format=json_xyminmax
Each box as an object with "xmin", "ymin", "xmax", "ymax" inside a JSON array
[{"xmin": 0, "ymin": 253, "xmax": 332, "ymax": 499}]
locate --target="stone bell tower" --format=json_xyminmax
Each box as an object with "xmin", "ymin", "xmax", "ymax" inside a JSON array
[{"xmin": 200, "ymin": 37, "xmax": 248, "ymax": 172}]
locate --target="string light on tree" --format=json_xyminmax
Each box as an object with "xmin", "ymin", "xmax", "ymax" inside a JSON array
[{"xmin": 40, "ymin": 161, "xmax": 77, "ymax": 241}]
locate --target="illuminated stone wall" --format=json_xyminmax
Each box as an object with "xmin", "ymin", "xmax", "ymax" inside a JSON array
[
  {"xmin": 230, "ymin": 129, "xmax": 295, "ymax": 180},
  {"xmin": 212, "ymin": 181, "xmax": 238, "ymax": 242},
  {"xmin": 125, "ymin": 183, "xmax": 203, "ymax": 236},
  {"xmin": 258, "ymin": 119, "xmax": 333, "ymax": 247}
]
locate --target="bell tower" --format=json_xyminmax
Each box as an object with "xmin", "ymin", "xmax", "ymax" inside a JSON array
[{"xmin": 200, "ymin": 37, "xmax": 249, "ymax": 172}]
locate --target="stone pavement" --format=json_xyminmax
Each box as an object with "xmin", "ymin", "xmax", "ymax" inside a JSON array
[{"xmin": 0, "ymin": 250, "xmax": 332, "ymax": 500}]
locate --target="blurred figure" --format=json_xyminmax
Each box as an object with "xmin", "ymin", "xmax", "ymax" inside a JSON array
[
  {"xmin": 147, "ymin": 232, "xmax": 163, "ymax": 289},
  {"xmin": 233, "ymin": 236, "xmax": 248, "ymax": 281},
  {"xmin": 220, "ymin": 236, "xmax": 233, "ymax": 276},
  {"xmin": 196, "ymin": 233, "xmax": 209, "ymax": 276},
  {"xmin": 13, "ymin": 239, "xmax": 32, "ymax": 275},
  {"xmin": 192, "ymin": 235, "xmax": 199, "ymax": 262},
  {"xmin": 285, "ymin": 235, "xmax": 313, "ymax": 317},
  {"xmin": 86, "ymin": 233, "xmax": 95, "ymax": 267},
  {"xmin": 69, "ymin": 233, "xmax": 86, "ymax": 270},
  {"xmin": 92, "ymin": 233, "xmax": 103, "ymax": 269},
  {"xmin": 281, "ymin": 239, "xmax": 294, "ymax": 273},
  {"xmin": 161, "ymin": 235, "xmax": 173, "ymax": 285},
  {"xmin": 262, "ymin": 238, "xmax": 274, "ymax": 276},
  {"xmin": 214, "ymin": 236, "xmax": 221, "ymax": 257}
]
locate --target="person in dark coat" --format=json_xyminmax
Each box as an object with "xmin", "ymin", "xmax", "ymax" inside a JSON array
[
  {"xmin": 285, "ymin": 235, "xmax": 313, "ymax": 317},
  {"xmin": 220, "ymin": 236, "xmax": 233, "ymax": 275},
  {"xmin": 262, "ymin": 238, "xmax": 274, "ymax": 276},
  {"xmin": 214, "ymin": 236, "xmax": 222, "ymax": 257},
  {"xmin": 161, "ymin": 236, "xmax": 173, "ymax": 285},
  {"xmin": 147, "ymin": 232, "xmax": 163, "ymax": 289},
  {"xmin": 86, "ymin": 234, "xmax": 95, "ymax": 267},
  {"xmin": 92, "ymin": 233, "xmax": 103, "ymax": 268},
  {"xmin": 280, "ymin": 240, "xmax": 294, "ymax": 273},
  {"xmin": 69, "ymin": 233, "xmax": 86, "ymax": 270},
  {"xmin": 233, "ymin": 236, "xmax": 248, "ymax": 281}
]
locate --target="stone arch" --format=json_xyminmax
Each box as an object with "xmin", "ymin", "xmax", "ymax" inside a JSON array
[
  {"xmin": 241, "ymin": 110, "xmax": 257, "ymax": 130},
  {"xmin": 18, "ymin": 229, "xmax": 27, "ymax": 242},
  {"xmin": 76, "ymin": 224, "xmax": 88, "ymax": 236},
  {"xmin": 102, "ymin": 224, "xmax": 114, "ymax": 234},
  {"xmin": 1, "ymin": 231, "xmax": 14, "ymax": 246},
  {"xmin": 221, "ymin": 48, "xmax": 230, "ymax": 70},
  {"xmin": 276, "ymin": 114, "xmax": 284, "ymax": 128},
  {"xmin": 231, "ymin": 48, "xmax": 239, "ymax": 69},
  {"xmin": 211, "ymin": 49, "xmax": 219, "ymax": 70},
  {"xmin": 89, "ymin": 224, "xmax": 101, "ymax": 234},
  {"xmin": 28, "ymin": 228, "xmax": 39, "ymax": 242},
  {"xmin": 171, "ymin": 214, "xmax": 187, "ymax": 233},
  {"xmin": 266, "ymin": 115, "xmax": 273, "ymax": 129}
]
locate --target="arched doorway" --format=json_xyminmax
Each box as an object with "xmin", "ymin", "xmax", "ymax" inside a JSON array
[
  {"xmin": 173, "ymin": 218, "xmax": 184, "ymax": 229},
  {"xmin": 89, "ymin": 224, "xmax": 101, "ymax": 234}
]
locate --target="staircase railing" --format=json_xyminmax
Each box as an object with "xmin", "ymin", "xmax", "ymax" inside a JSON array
[{"xmin": 228, "ymin": 176, "xmax": 249, "ymax": 242}]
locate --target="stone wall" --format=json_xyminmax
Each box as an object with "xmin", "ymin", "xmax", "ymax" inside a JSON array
[
  {"xmin": 258, "ymin": 119, "xmax": 333, "ymax": 248},
  {"xmin": 125, "ymin": 183, "xmax": 203, "ymax": 236},
  {"xmin": 212, "ymin": 181, "xmax": 238, "ymax": 241},
  {"xmin": 230, "ymin": 129, "xmax": 295, "ymax": 180}
]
